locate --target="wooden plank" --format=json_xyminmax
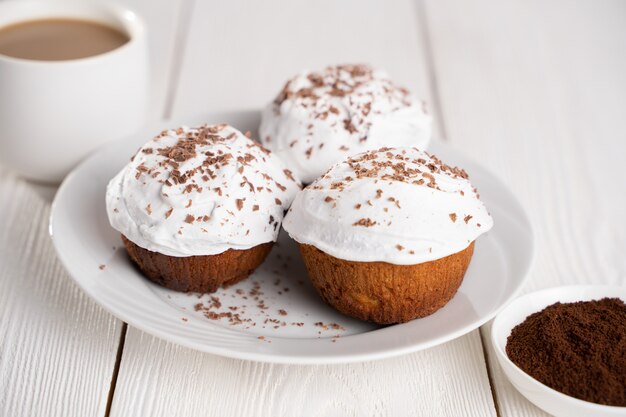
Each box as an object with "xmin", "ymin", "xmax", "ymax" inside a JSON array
[
  {"xmin": 169, "ymin": 0, "xmax": 444, "ymax": 138},
  {"xmin": 0, "ymin": 0, "xmax": 184, "ymax": 415},
  {"xmin": 110, "ymin": 1, "xmax": 498, "ymax": 416},
  {"xmin": 423, "ymin": 0, "xmax": 626, "ymax": 414},
  {"xmin": 0, "ymin": 171, "xmax": 122, "ymax": 417},
  {"xmin": 111, "ymin": 328, "xmax": 494, "ymax": 417}
]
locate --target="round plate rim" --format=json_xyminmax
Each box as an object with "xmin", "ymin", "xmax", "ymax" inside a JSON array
[{"xmin": 50, "ymin": 110, "xmax": 535, "ymax": 364}]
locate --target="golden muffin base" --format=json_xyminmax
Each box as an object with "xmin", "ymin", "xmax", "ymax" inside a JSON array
[
  {"xmin": 121, "ymin": 235, "xmax": 273, "ymax": 293},
  {"xmin": 299, "ymin": 242, "xmax": 475, "ymax": 324}
]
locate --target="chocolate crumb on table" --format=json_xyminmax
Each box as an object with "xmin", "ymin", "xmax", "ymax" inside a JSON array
[{"xmin": 99, "ymin": 264, "xmax": 106, "ymax": 270}]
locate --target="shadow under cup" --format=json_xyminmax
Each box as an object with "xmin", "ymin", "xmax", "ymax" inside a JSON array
[{"xmin": 0, "ymin": 1, "xmax": 149, "ymax": 184}]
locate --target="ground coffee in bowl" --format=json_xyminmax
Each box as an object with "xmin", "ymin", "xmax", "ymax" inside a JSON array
[{"xmin": 506, "ymin": 297, "xmax": 626, "ymax": 407}]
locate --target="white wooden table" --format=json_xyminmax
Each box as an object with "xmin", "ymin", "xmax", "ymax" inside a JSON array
[{"xmin": 1, "ymin": 1, "xmax": 625, "ymax": 416}]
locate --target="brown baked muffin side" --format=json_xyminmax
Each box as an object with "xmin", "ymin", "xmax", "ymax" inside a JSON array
[
  {"xmin": 299, "ymin": 242, "xmax": 475, "ymax": 324},
  {"xmin": 122, "ymin": 235, "xmax": 273, "ymax": 293}
]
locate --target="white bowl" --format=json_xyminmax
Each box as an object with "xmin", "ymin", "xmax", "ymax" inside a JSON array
[{"xmin": 491, "ymin": 285, "xmax": 626, "ymax": 417}]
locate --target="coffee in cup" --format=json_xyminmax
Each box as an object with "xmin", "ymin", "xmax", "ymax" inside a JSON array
[{"xmin": 0, "ymin": 1, "xmax": 149, "ymax": 183}]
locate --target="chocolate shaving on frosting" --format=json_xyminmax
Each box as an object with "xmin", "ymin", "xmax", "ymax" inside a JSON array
[
  {"xmin": 282, "ymin": 146, "xmax": 493, "ymax": 265},
  {"xmin": 260, "ymin": 64, "xmax": 432, "ymax": 183},
  {"xmin": 106, "ymin": 124, "xmax": 302, "ymax": 257}
]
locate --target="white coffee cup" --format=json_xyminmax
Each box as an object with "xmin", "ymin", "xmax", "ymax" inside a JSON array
[{"xmin": 0, "ymin": 1, "xmax": 148, "ymax": 183}]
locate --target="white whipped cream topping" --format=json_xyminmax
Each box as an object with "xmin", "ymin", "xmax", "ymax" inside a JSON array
[
  {"xmin": 259, "ymin": 64, "xmax": 432, "ymax": 184},
  {"xmin": 283, "ymin": 147, "xmax": 493, "ymax": 265},
  {"xmin": 106, "ymin": 124, "xmax": 301, "ymax": 257}
]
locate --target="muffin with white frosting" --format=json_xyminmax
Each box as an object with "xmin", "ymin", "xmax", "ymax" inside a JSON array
[
  {"xmin": 106, "ymin": 124, "xmax": 301, "ymax": 293},
  {"xmin": 283, "ymin": 147, "xmax": 492, "ymax": 324},
  {"xmin": 259, "ymin": 64, "xmax": 432, "ymax": 184}
]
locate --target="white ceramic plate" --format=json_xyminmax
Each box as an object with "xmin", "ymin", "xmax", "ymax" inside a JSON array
[
  {"xmin": 50, "ymin": 110, "xmax": 534, "ymax": 364},
  {"xmin": 491, "ymin": 285, "xmax": 626, "ymax": 417}
]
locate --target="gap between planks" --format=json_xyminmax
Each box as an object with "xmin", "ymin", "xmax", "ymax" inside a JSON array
[
  {"xmin": 415, "ymin": 0, "xmax": 449, "ymax": 142},
  {"xmin": 162, "ymin": 0, "xmax": 197, "ymax": 120},
  {"xmin": 480, "ymin": 327, "xmax": 503, "ymax": 417},
  {"xmin": 105, "ymin": 323, "xmax": 128, "ymax": 417}
]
